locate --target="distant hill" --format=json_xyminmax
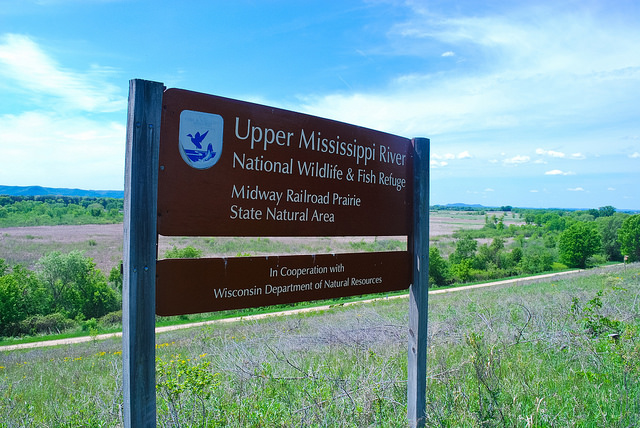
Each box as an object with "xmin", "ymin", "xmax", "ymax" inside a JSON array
[
  {"xmin": 443, "ymin": 203, "xmax": 486, "ymax": 208},
  {"xmin": 0, "ymin": 185, "xmax": 124, "ymax": 199}
]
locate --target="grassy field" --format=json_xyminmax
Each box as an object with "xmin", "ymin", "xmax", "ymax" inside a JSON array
[
  {"xmin": 0, "ymin": 211, "xmax": 494, "ymax": 274},
  {"xmin": 1, "ymin": 264, "xmax": 638, "ymax": 426}
]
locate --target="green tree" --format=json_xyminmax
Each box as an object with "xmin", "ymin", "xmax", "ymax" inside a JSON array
[
  {"xmin": 37, "ymin": 251, "xmax": 120, "ymax": 319},
  {"xmin": 618, "ymin": 214, "xmax": 640, "ymax": 262},
  {"xmin": 450, "ymin": 259, "xmax": 473, "ymax": 283},
  {"xmin": 597, "ymin": 214, "xmax": 625, "ymax": 261},
  {"xmin": 519, "ymin": 246, "xmax": 554, "ymax": 274},
  {"xmin": 598, "ymin": 205, "xmax": 616, "ymax": 217},
  {"xmin": 449, "ymin": 234, "xmax": 477, "ymax": 265},
  {"xmin": 0, "ymin": 264, "xmax": 50, "ymax": 335},
  {"xmin": 428, "ymin": 247, "xmax": 449, "ymax": 287},
  {"xmin": 559, "ymin": 222, "xmax": 601, "ymax": 268}
]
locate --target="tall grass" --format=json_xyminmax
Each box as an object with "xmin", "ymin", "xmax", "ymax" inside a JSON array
[{"xmin": 1, "ymin": 265, "xmax": 638, "ymax": 426}]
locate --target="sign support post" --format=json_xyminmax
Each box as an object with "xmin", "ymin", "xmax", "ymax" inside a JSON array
[
  {"xmin": 407, "ymin": 137, "xmax": 430, "ymax": 427},
  {"xmin": 123, "ymin": 79, "xmax": 163, "ymax": 428}
]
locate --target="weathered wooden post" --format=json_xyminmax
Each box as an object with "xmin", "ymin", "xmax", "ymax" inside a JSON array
[
  {"xmin": 123, "ymin": 79, "xmax": 163, "ymax": 428},
  {"xmin": 407, "ymin": 137, "xmax": 429, "ymax": 427}
]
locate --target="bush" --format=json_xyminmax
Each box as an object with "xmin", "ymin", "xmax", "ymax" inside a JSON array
[
  {"xmin": 98, "ymin": 310, "xmax": 122, "ymax": 327},
  {"xmin": 15, "ymin": 313, "xmax": 76, "ymax": 336},
  {"xmin": 519, "ymin": 247, "xmax": 554, "ymax": 274},
  {"xmin": 587, "ymin": 254, "xmax": 608, "ymax": 267},
  {"xmin": 164, "ymin": 245, "xmax": 203, "ymax": 259}
]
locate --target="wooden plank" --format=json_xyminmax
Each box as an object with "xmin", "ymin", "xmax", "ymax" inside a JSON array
[
  {"xmin": 407, "ymin": 137, "xmax": 430, "ymax": 427},
  {"xmin": 123, "ymin": 79, "xmax": 164, "ymax": 428},
  {"xmin": 156, "ymin": 251, "xmax": 411, "ymax": 316}
]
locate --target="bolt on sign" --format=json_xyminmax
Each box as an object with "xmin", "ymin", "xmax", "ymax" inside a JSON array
[{"xmin": 156, "ymin": 88, "xmax": 414, "ymax": 316}]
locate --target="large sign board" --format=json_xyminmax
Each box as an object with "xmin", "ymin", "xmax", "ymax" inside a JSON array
[
  {"xmin": 158, "ymin": 89, "xmax": 412, "ymax": 237},
  {"xmin": 124, "ymin": 80, "xmax": 429, "ymax": 427},
  {"xmin": 156, "ymin": 88, "xmax": 414, "ymax": 315}
]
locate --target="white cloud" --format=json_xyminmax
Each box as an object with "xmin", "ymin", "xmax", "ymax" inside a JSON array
[
  {"xmin": 568, "ymin": 187, "xmax": 585, "ymax": 192},
  {"xmin": 570, "ymin": 153, "xmax": 586, "ymax": 159},
  {"xmin": 630, "ymin": 152, "xmax": 640, "ymax": 159},
  {"xmin": 457, "ymin": 150, "xmax": 471, "ymax": 159},
  {"xmin": 0, "ymin": 33, "xmax": 125, "ymax": 113},
  {"xmin": 431, "ymin": 160, "xmax": 448, "ymax": 168},
  {"xmin": 433, "ymin": 153, "xmax": 455, "ymax": 160},
  {"xmin": 530, "ymin": 189, "xmax": 539, "ymax": 193},
  {"xmin": 536, "ymin": 148, "xmax": 565, "ymax": 158},
  {"xmin": 608, "ymin": 187, "xmax": 616, "ymax": 191},
  {"xmin": 545, "ymin": 170, "xmax": 575, "ymax": 176},
  {"xmin": 441, "ymin": 51, "xmax": 455, "ymax": 57},
  {"xmin": 484, "ymin": 188, "xmax": 494, "ymax": 192},
  {"xmin": 504, "ymin": 155, "xmax": 530, "ymax": 164}
]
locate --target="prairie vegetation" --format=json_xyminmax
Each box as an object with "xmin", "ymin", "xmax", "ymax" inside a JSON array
[
  {"xmin": 1, "ymin": 265, "xmax": 638, "ymax": 426},
  {"xmin": 428, "ymin": 206, "xmax": 640, "ymax": 287},
  {"xmin": 2, "ymin": 200, "xmax": 640, "ymax": 343}
]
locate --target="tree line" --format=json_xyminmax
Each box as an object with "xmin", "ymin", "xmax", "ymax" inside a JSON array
[
  {"xmin": 0, "ymin": 195, "xmax": 123, "ymax": 227},
  {"xmin": 429, "ymin": 207, "xmax": 640, "ymax": 286}
]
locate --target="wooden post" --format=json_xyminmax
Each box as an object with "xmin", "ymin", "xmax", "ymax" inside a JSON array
[
  {"xmin": 407, "ymin": 137, "xmax": 430, "ymax": 427},
  {"xmin": 123, "ymin": 79, "xmax": 163, "ymax": 428}
]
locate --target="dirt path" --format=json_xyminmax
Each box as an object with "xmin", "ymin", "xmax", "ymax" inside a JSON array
[{"xmin": 2, "ymin": 265, "xmax": 625, "ymax": 353}]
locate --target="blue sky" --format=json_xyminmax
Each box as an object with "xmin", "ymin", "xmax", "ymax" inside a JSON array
[{"xmin": 0, "ymin": 0, "xmax": 638, "ymax": 209}]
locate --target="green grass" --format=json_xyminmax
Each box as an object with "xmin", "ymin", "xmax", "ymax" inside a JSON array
[{"xmin": 1, "ymin": 265, "xmax": 638, "ymax": 426}]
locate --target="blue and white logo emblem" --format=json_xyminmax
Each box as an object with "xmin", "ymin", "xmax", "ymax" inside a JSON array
[{"xmin": 179, "ymin": 110, "xmax": 224, "ymax": 170}]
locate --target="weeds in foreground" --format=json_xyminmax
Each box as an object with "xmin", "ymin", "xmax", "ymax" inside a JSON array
[{"xmin": 0, "ymin": 266, "xmax": 638, "ymax": 426}]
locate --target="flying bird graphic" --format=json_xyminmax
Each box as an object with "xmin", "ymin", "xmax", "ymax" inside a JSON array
[{"xmin": 186, "ymin": 130, "xmax": 209, "ymax": 149}]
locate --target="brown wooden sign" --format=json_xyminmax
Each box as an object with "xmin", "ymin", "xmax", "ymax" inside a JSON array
[
  {"xmin": 156, "ymin": 251, "xmax": 410, "ymax": 316},
  {"xmin": 158, "ymin": 89, "xmax": 412, "ymax": 237},
  {"xmin": 125, "ymin": 80, "xmax": 428, "ymax": 427}
]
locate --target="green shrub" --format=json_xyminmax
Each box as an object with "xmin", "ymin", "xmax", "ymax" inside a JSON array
[
  {"xmin": 98, "ymin": 310, "xmax": 122, "ymax": 327},
  {"xmin": 16, "ymin": 312, "xmax": 76, "ymax": 336},
  {"xmin": 164, "ymin": 245, "xmax": 203, "ymax": 259}
]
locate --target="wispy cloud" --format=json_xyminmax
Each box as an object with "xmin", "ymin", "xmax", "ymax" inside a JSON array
[
  {"xmin": 0, "ymin": 33, "xmax": 125, "ymax": 113},
  {"xmin": 297, "ymin": 2, "xmax": 640, "ymax": 155},
  {"xmin": 545, "ymin": 169, "xmax": 575, "ymax": 176},
  {"xmin": 568, "ymin": 187, "xmax": 585, "ymax": 192},
  {"xmin": 504, "ymin": 155, "xmax": 530, "ymax": 164},
  {"xmin": 630, "ymin": 152, "xmax": 640, "ymax": 159},
  {"xmin": 537, "ymin": 148, "xmax": 565, "ymax": 158},
  {"xmin": 433, "ymin": 153, "xmax": 456, "ymax": 160}
]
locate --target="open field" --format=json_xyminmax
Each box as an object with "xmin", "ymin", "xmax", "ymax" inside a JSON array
[
  {"xmin": 1, "ymin": 264, "xmax": 638, "ymax": 426},
  {"xmin": 0, "ymin": 211, "xmax": 502, "ymax": 274}
]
